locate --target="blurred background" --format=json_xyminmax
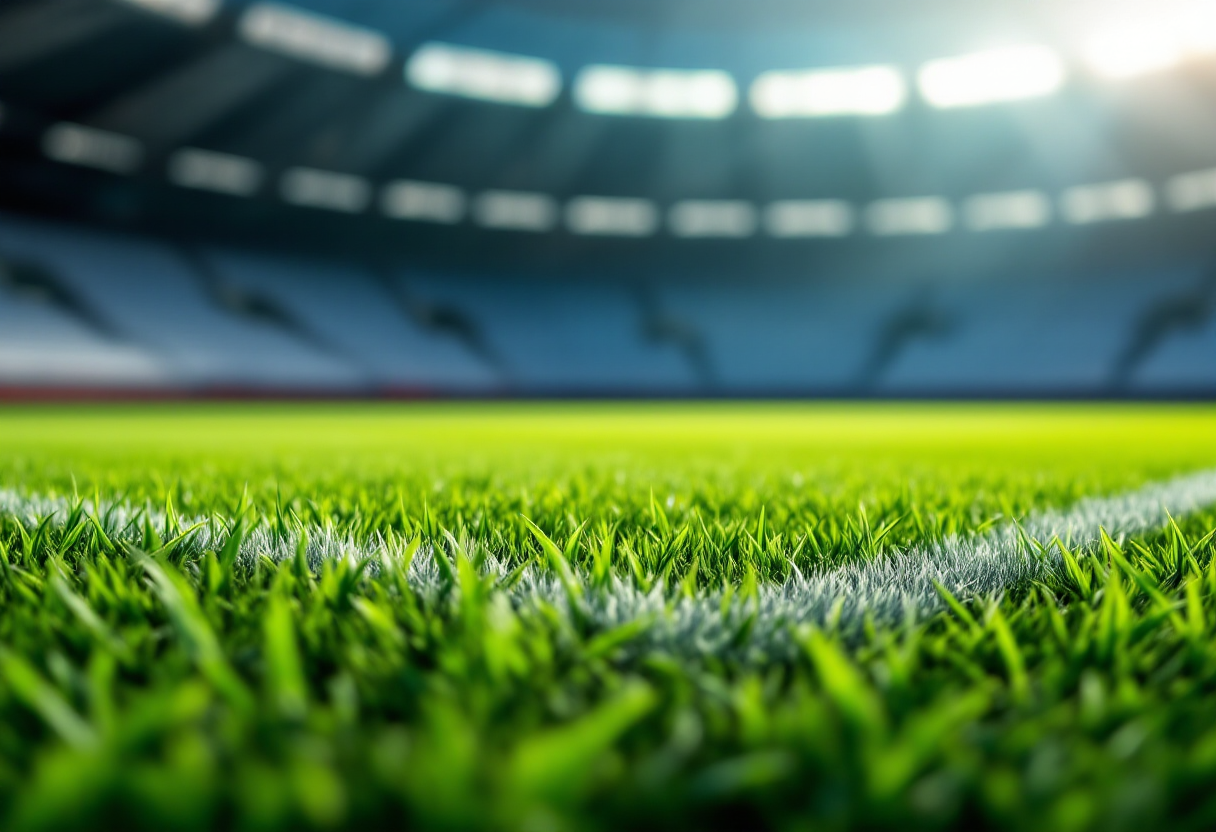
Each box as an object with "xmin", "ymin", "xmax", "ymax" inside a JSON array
[{"xmin": 1, "ymin": 0, "xmax": 1215, "ymax": 398}]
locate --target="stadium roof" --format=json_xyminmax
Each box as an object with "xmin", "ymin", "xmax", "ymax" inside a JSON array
[{"xmin": 1, "ymin": 0, "xmax": 1214, "ymax": 269}]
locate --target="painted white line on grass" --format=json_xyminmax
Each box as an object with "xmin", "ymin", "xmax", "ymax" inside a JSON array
[
  {"xmin": 4, "ymin": 469, "xmax": 1216, "ymax": 658},
  {"xmin": 506, "ymin": 468, "xmax": 1216, "ymax": 656}
]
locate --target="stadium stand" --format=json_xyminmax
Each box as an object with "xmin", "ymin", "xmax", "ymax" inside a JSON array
[
  {"xmin": 398, "ymin": 271, "xmax": 696, "ymax": 393},
  {"xmin": 197, "ymin": 249, "xmax": 499, "ymax": 391},
  {"xmin": 0, "ymin": 212, "xmax": 357, "ymax": 391},
  {"xmin": 0, "ymin": 265, "xmax": 165, "ymax": 388},
  {"xmin": 875, "ymin": 267, "xmax": 1212, "ymax": 396},
  {"xmin": 1, "ymin": 0, "xmax": 1215, "ymax": 397},
  {"xmin": 1, "ymin": 209, "xmax": 1214, "ymax": 396}
]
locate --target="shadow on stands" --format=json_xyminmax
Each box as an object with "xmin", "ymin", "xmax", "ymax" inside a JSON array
[
  {"xmin": 858, "ymin": 288, "xmax": 957, "ymax": 390},
  {"xmin": 1111, "ymin": 262, "xmax": 1216, "ymax": 390},
  {"xmin": 0, "ymin": 254, "xmax": 126, "ymax": 342},
  {"xmin": 636, "ymin": 285, "xmax": 718, "ymax": 391},
  {"xmin": 177, "ymin": 243, "xmax": 379, "ymax": 386},
  {"xmin": 377, "ymin": 270, "xmax": 510, "ymax": 382}
]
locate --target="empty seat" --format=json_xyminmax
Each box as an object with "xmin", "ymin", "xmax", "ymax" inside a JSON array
[
  {"xmin": 653, "ymin": 278, "xmax": 907, "ymax": 393},
  {"xmin": 201, "ymin": 249, "xmax": 497, "ymax": 391},
  {"xmin": 0, "ymin": 282, "xmax": 165, "ymax": 386},
  {"xmin": 401, "ymin": 272, "xmax": 695, "ymax": 392},
  {"xmin": 0, "ymin": 212, "xmax": 357, "ymax": 390},
  {"xmin": 877, "ymin": 268, "xmax": 1204, "ymax": 394}
]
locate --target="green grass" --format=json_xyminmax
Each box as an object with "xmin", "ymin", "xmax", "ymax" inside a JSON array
[{"xmin": 2, "ymin": 403, "xmax": 1216, "ymax": 831}]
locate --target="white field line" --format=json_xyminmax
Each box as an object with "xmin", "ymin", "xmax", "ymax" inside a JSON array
[{"xmin": 3, "ymin": 469, "xmax": 1216, "ymax": 658}]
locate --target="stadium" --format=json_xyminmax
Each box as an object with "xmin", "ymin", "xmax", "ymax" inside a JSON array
[{"xmin": 3, "ymin": 0, "xmax": 1216, "ymax": 829}]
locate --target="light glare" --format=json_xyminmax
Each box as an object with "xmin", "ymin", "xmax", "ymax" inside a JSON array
[
  {"xmin": 763, "ymin": 200, "xmax": 854, "ymax": 237},
  {"xmin": 1166, "ymin": 168, "xmax": 1216, "ymax": 212},
  {"xmin": 280, "ymin": 167, "xmax": 371, "ymax": 213},
  {"xmin": 407, "ymin": 43, "xmax": 561, "ymax": 107},
  {"xmin": 866, "ymin": 197, "xmax": 953, "ymax": 236},
  {"xmin": 566, "ymin": 197, "xmax": 658, "ymax": 237},
  {"xmin": 918, "ymin": 46, "xmax": 1065, "ymax": 108},
  {"xmin": 381, "ymin": 181, "xmax": 466, "ymax": 224},
  {"xmin": 963, "ymin": 190, "xmax": 1051, "ymax": 231},
  {"xmin": 575, "ymin": 66, "xmax": 737, "ymax": 119},
  {"xmin": 168, "ymin": 148, "xmax": 263, "ymax": 197},
  {"xmin": 116, "ymin": 0, "xmax": 219, "ymax": 26},
  {"xmin": 669, "ymin": 201, "xmax": 757, "ymax": 238},
  {"xmin": 474, "ymin": 191, "xmax": 557, "ymax": 232},
  {"xmin": 1084, "ymin": 27, "xmax": 1182, "ymax": 79},
  {"xmin": 239, "ymin": 3, "xmax": 391, "ymax": 77},
  {"xmin": 1060, "ymin": 179, "xmax": 1155, "ymax": 224},
  {"xmin": 42, "ymin": 123, "xmax": 142, "ymax": 174},
  {"xmin": 1179, "ymin": 2, "xmax": 1216, "ymax": 54},
  {"xmin": 751, "ymin": 66, "xmax": 905, "ymax": 118}
]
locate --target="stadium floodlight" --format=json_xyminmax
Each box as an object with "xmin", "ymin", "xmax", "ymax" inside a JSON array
[
  {"xmin": 963, "ymin": 190, "xmax": 1052, "ymax": 231},
  {"xmin": 115, "ymin": 0, "xmax": 220, "ymax": 26},
  {"xmin": 168, "ymin": 148, "xmax": 263, "ymax": 197},
  {"xmin": 865, "ymin": 197, "xmax": 953, "ymax": 236},
  {"xmin": 381, "ymin": 180, "xmax": 466, "ymax": 224},
  {"xmin": 763, "ymin": 200, "xmax": 854, "ymax": 237},
  {"xmin": 406, "ymin": 43, "xmax": 561, "ymax": 107},
  {"xmin": 473, "ymin": 190, "xmax": 557, "ymax": 232},
  {"xmin": 42, "ymin": 123, "xmax": 143, "ymax": 174},
  {"xmin": 669, "ymin": 201, "xmax": 757, "ymax": 238},
  {"xmin": 1180, "ymin": 1, "xmax": 1216, "ymax": 55},
  {"xmin": 565, "ymin": 197, "xmax": 659, "ymax": 237},
  {"xmin": 239, "ymin": 3, "xmax": 391, "ymax": 77},
  {"xmin": 574, "ymin": 66, "xmax": 738, "ymax": 119},
  {"xmin": 917, "ymin": 46, "xmax": 1065, "ymax": 108},
  {"xmin": 750, "ymin": 66, "xmax": 905, "ymax": 118},
  {"xmin": 1060, "ymin": 179, "xmax": 1155, "ymax": 224},
  {"xmin": 280, "ymin": 167, "xmax": 371, "ymax": 213},
  {"xmin": 1166, "ymin": 167, "xmax": 1216, "ymax": 212},
  {"xmin": 1083, "ymin": 26, "xmax": 1181, "ymax": 79}
]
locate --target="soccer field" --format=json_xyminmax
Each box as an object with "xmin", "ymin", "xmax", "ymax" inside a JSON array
[{"xmin": 3, "ymin": 403, "xmax": 1216, "ymax": 831}]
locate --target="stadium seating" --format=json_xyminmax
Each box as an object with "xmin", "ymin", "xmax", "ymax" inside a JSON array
[
  {"xmin": 2, "ymin": 0, "xmax": 1215, "ymax": 398},
  {"xmin": 398, "ymin": 271, "xmax": 696, "ymax": 393},
  {"xmin": 874, "ymin": 268, "xmax": 1212, "ymax": 395},
  {"xmin": 2, "ymin": 210, "xmax": 1214, "ymax": 396},
  {"xmin": 650, "ymin": 278, "xmax": 909, "ymax": 393},
  {"xmin": 197, "ymin": 249, "xmax": 499, "ymax": 391},
  {"xmin": 0, "ymin": 276, "xmax": 165, "ymax": 388},
  {"xmin": 0, "ymin": 212, "xmax": 357, "ymax": 390}
]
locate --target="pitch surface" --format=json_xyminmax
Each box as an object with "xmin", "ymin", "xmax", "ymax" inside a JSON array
[{"xmin": 2, "ymin": 403, "xmax": 1216, "ymax": 831}]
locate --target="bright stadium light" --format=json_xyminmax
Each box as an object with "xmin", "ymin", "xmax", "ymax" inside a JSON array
[
  {"xmin": 918, "ymin": 46, "xmax": 1065, "ymax": 108},
  {"xmin": 574, "ymin": 66, "xmax": 738, "ymax": 119},
  {"xmin": 1083, "ymin": 27, "xmax": 1182, "ymax": 79},
  {"xmin": 669, "ymin": 201, "xmax": 757, "ymax": 238},
  {"xmin": 280, "ymin": 167, "xmax": 371, "ymax": 213},
  {"xmin": 239, "ymin": 3, "xmax": 391, "ymax": 77},
  {"xmin": 1060, "ymin": 179, "xmax": 1155, "ymax": 224},
  {"xmin": 1180, "ymin": 1, "xmax": 1216, "ymax": 55},
  {"xmin": 116, "ymin": 0, "xmax": 220, "ymax": 26},
  {"xmin": 381, "ymin": 180, "xmax": 466, "ymax": 224},
  {"xmin": 1166, "ymin": 167, "xmax": 1216, "ymax": 212},
  {"xmin": 42, "ymin": 123, "xmax": 143, "ymax": 174},
  {"xmin": 866, "ymin": 197, "xmax": 953, "ymax": 236},
  {"xmin": 168, "ymin": 148, "xmax": 263, "ymax": 197},
  {"xmin": 407, "ymin": 43, "xmax": 561, "ymax": 107},
  {"xmin": 565, "ymin": 197, "xmax": 658, "ymax": 237},
  {"xmin": 963, "ymin": 190, "xmax": 1052, "ymax": 231},
  {"xmin": 750, "ymin": 66, "xmax": 905, "ymax": 118},
  {"xmin": 473, "ymin": 190, "xmax": 558, "ymax": 232},
  {"xmin": 763, "ymin": 200, "xmax": 854, "ymax": 237}
]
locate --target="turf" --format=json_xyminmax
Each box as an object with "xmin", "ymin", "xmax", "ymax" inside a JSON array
[{"xmin": 2, "ymin": 403, "xmax": 1216, "ymax": 831}]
